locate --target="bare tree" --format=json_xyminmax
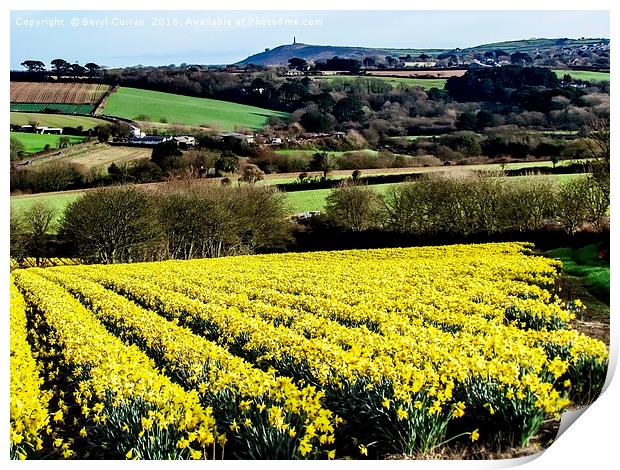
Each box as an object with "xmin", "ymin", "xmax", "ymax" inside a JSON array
[
  {"xmin": 154, "ymin": 184, "xmax": 292, "ymax": 259},
  {"xmin": 229, "ymin": 186, "xmax": 293, "ymax": 252},
  {"xmin": 556, "ymin": 179, "xmax": 588, "ymax": 235},
  {"xmin": 580, "ymin": 177, "xmax": 610, "ymax": 232},
  {"xmin": 22, "ymin": 202, "xmax": 57, "ymax": 266},
  {"xmin": 582, "ymin": 117, "xmax": 610, "ymax": 202},
  {"xmin": 311, "ymin": 151, "xmax": 336, "ymax": 179},
  {"xmin": 583, "ymin": 118, "xmax": 610, "ymax": 168},
  {"xmin": 325, "ymin": 182, "xmax": 384, "ymax": 231},
  {"xmin": 60, "ymin": 186, "xmax": 163, "ymax": 263},
  {"xmin": 157, "ymin": 186, "xmax": 239, "ymax": 259},
  {"xmin": 240, "ymin": 164, "xmax": 265, "ymax": 184},
  {"xmin": 10, "ymin": 209, "xmax": 27, "ymax": 261}
]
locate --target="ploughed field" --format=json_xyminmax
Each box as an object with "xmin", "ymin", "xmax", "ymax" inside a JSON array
[
  {"xmin": 10, "ymin": 82, "xmax": 111, "ymax": 114},
  {"xmin": 11, "ymin": 82, "xmax": 111, "ymax": 104},
  {"xmin": 11, "ymin": 243, "xmax": 607, "ymax": 460}
]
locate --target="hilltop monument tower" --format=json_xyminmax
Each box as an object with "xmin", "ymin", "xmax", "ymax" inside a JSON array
[{"xmin": 293, "ymin": 36, "xmax": 296, "ymax": 44}]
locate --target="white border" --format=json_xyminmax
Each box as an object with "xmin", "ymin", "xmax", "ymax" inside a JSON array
[{"xmin": 3, "ymin": 1, "xmax": 616, "ymax": 469}]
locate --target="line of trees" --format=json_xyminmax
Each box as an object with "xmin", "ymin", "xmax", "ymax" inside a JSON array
[
  {"xmin": 11, "ymin": 167, "xmax": 609, "ymax": 268},
  {"xmin": 20, "ymin": 59, "xmax": 101, "ymax": 78},
  {"xmin": 445, "ymin": 66, "xmax": 561, "ymax": 103},
  {"xmin": 10, "ymin": 184, "xmax": 292, "ymax": 265},
  {"xmin": 323, "ymin": 172, "xmax": 609, "ymax": 236}
]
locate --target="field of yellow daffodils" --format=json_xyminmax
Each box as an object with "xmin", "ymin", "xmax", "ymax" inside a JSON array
[{"xmin": 10, "ymin": 242, "xmax": 608, "ymax": 460}]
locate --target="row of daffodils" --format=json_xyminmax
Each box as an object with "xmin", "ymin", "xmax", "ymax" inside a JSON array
[{"xmin": 10, "ymin": 242, "xmax": 608, "ymax": 459}]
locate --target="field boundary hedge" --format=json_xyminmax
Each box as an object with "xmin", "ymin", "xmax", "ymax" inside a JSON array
[{"xmin": 275, "ymin": 163, "xmax": 590, "ymax": 192}]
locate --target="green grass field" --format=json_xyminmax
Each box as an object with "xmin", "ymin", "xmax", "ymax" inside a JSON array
[
  {"xmin": 286, "ymin": 183, "xmax": 395, "ymax": 213},
  {"xmin": 312, "ymin": 75, "xmax": 447, "ymax": 90},
  {"xmin": 11, "ymin": 192, "xmax": 82, "ymax": 228},
  {"xmin": 313, "ymin": 70, "xmax": 608, "ymax": 91},
  {"xmin": 465, "ymin": 159, "xmax": 588, "ymax": 171},
  {"xmin": 552, "ymin": 70, "xmax": 610, "ymax": 82},
  {"xmin": 546, "ymin": 244, "xmax": 610, "ymax": 304},
  {"xmin": 11, "ymin": 132, "xmax": 85, "ymax": 154},
  {"xmin": 101, "ymin": 87, "xmax": 289, "ymax": 131},
  {"xmin": 11, "ymin": 112, "xmax": 108, "ymax": 130}
]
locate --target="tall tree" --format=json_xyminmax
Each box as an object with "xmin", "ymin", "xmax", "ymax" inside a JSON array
[
  {"xmin": 333, "ymin": 96, "xmax": 365, "ymax": 123},
  {"xmin": 582, "ymin": 118, "xmax": 610, "ymax": 204},
  {"xmin": 288, "ymin": 57, "xmax": 307, "ymax": 70},
  {"xmin": 22, "ymin": 202, "xmax": 56, "ymax": 267},
  {"xmin": 50, "ymin": 58, "xmax": 69, "ymax": 78},
  {"xmin": 385, "ymin": 56, "xmax": 398, "ymax": 67},
  {"xmin": 69, "ymin": 63, "xmax": 86, "ymax": 76},
  {"xmin": 300, "ymin": 110, "xmax": 335, "ymax": 133},
  {"xmin": 362, "ymin": 57, "xmax": 376, "ymax": 67},
  {"xmin": 20, "ymin": 60, "xmax": 46, "ymax": 72},
  {"xmin": 310, "ymin": 151, "xmax": 336, "ymax": 179},
  {"xmin": 316, "ymin": 92, "xmax": 336, "ymax": 114},
  {"xmin": 84, "ymin": 62, "xmax": 101, "ymax": 77}
]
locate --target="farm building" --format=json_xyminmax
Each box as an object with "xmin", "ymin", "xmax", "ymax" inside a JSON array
[
  {"xmin": 19, "ymin": 125, "xmax": 63, "ymax": 134},
  {"xmin": 403, "ymin": 61, "xmax": 437, "ymax": 68},
  {"xmin": 296, "ymin": 210, "xmax": 321, "ymax": 221},
  {"xmin": 40, "ymin": 127, "xmax": 63, "ymax": 135},
  {"xmin": 129, "ymin": 125, "xmax": 145, "ymax": 138},
  {"xmin": 299, "ymin": 131, "xmax": 345, "ymax": 141},
  {"xmin": 173, "ymin": 135, "xmax": 197, "ymax": 148},
  {"xmin": 127, "ymin": 135, "xmax": 173, "ymax": 147},
  {"xmin": 216, "ymin": 132, "xmax": 255, "ymax": 144}
]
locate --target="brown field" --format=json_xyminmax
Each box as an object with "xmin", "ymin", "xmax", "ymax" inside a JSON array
[
  {"xmin": 10, "ymin": 82, "xmax": 111, "ymax": 104},
  {"xmin": 366, "ymin": 69, "xmax": 467, "ymax": 78},
  {"xmin": 26, "ymin": 144, "xmax": 152, "ymax": 170}
]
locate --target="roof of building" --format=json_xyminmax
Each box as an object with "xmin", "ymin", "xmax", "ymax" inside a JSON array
[
  {"xmin": 217, "ymin": 132, "xmax": 254, "ymax": 139},
  {"xmin": 173, "ymin": 135, "xmax": 197, "ymax": 142},
  {"xmin": 129, "ymin": 135, "xmax": 172, "ymax": 143}
]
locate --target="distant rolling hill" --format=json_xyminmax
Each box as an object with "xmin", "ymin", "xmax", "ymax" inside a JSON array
[
  {"xmin": 236, "ymin": 38, "xmax": 609, "ymax": 66},
  {"xmin": 237, "ymin": 43, "xmax": 446, "ymax": 66}
]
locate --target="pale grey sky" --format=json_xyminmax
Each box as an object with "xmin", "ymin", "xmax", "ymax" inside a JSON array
[{"xmin": 11, "ymin": 10, "xmax": 610, "ymax": 68}]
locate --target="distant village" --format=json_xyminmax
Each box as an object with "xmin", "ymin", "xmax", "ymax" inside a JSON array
[{"xmin": 236, "ymin": 39, "xmax": 610, "ymax": 73}]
